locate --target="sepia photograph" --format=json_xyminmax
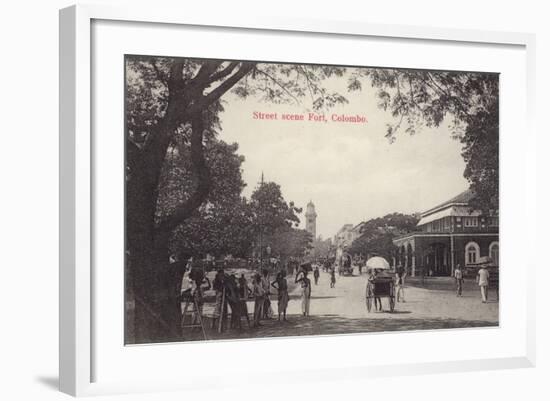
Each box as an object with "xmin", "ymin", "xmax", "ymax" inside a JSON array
[{"xmin": 124, "ymin": 55, "xmax": 499, "ymax": 345}]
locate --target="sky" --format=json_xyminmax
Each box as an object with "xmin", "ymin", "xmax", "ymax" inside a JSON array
[{"xmin": 218, "ymin": 70, "xmax": 469, "ymax": 240}]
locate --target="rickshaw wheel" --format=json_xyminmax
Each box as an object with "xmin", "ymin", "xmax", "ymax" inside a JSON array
[
  {"xmin": 366, "ymin": 296, "xmax": 372, "ymax": 312},
  {"xmin": 389, "ymin": 296, "xmax": 395, "ymax": 312}
]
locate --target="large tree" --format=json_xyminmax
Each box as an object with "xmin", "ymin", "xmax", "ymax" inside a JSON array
[
  {"xmin": 349, "ymin": 68, "xmax": 499, "ymax": 212},
  {"xmin": 249, "ymin": 181, "xmax": 303, "ymax": 259},
  {"xmin": 348, "ymin": 213, "xmax": 419, "ymax": 259},
  {"xmin": 159, "ymin": 138, "xmax": 254, "ymax": 260},
  {"xmin": 125, "ymin": 56, "xmax": 345, "ymax": 342},
  {"xmin": 266, "ymin": 228, "xmax": 313, "ymax": 267}
]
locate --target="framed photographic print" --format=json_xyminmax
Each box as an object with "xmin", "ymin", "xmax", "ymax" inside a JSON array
[{"xmin": 59, "ymin": 4, "xmax": 536, "ymax": 397}]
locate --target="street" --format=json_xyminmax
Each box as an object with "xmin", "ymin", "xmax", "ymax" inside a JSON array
[{"xmin": 184, "ymin": 267, "xmax": 499, "ymax": 342}]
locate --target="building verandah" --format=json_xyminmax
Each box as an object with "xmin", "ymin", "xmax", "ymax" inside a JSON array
[{"xmin": 393, "ymin": 233, "xmax": 499, "ymax": 277}]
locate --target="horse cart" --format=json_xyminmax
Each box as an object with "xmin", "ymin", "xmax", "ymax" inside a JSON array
[
  {"xmin": 338, "ymin": 253, "xmax": 354, "ymax": 276},
  {"xmin": 365, "ymin": 275, "xmax": 396, "ymax": 312}
]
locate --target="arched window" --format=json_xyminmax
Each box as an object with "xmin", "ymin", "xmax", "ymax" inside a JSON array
[
  {"xmin": 465, "ymin": 241, "xmax": 480, "ymax": 265},
  {"xmin": 489, "ymin": 242, "xmax": 499, "ymax": 265}
]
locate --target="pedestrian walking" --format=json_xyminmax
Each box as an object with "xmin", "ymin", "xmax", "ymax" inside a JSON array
[
  {"xmin": 395, "ymin": 268, "xmax": 406, "ymax": 302},
  {"xmin": 330, "ymin": 267, "xmax": 336, "ymax": 288},
  {"xmin": 313, "ymin": 265, "xmax": 320, "ymax": 285},
  {"xmin": 252, "ymin": 274, "xmax": 265, "ymax": 327},
  {"xmin": 477, "ymin": 264, "xmax": 490, "ymax": 303},
  {"xmin": 271, "ymin": 271, "xmax": 289, "ymax": 321},
  {"xmin": 454, "ymin": 264, "xmax": 464, "ymax": 297},
  {"xmin": 295, "ymin": 269, "xmax": 312, "ymax": 316}
]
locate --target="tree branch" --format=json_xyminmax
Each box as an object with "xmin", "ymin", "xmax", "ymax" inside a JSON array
[
  {"xmin": 191, "ymin": 61, "xmax": 224, "ymax": 85},
  {"xmin": 206, "ymin": 61, "xmax": 240, "ymax": 85},
  {"xmin": 298, "ymin": 66, "xmax": 317, "ymax": 104},
  {"xmin": 150, "ymin": 60, "xmax": 168, "ymax": 84},
  {"xmin": 254, "ymin": 67, "xmax": 301, "ymax": 105},
  {"xmin": 425, "ymin": 72, "xmax": 470, "ymax": 118},
  {"xmin": 156, "ymin": 114, "xmax": 211, "ymax": 233},
  {"xmin": 191, "ymin": 63, "xmax": 255, "ymax": 112}
]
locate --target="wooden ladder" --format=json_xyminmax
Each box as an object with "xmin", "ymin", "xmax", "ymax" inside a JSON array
[{"xmin": 181, "ymin": 295, "xmax": 207, "ymax": 341}]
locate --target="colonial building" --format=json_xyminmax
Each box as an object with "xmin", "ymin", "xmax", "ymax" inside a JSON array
[
  {"xmin": 392, "ymin": 189, "xmax": 499, "ymax": 276},
  {"xmin": 305, "ymin": 201, "xmax": 317, "ymax": 239},
  {"xmin": 334, "ymin": 224, "xmax": 355, "ymax": 248}
]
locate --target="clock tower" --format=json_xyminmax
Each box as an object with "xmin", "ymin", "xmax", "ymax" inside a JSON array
[{"xmin": 305, "ymin": 201, "xmax": 317, "ymax": 239}]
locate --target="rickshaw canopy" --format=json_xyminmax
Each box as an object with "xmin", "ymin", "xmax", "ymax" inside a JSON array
[{"xmin": 366, "ymin": 256, "xmax": 391, "ymax": 270}]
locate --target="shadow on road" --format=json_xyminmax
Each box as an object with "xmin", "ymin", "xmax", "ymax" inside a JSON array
[{"xmin": 178, "ymin": 313, "xmax": 498, "ymax": 342}]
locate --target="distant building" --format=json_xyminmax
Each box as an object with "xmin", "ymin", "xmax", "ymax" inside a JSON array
[
  {"xmin": 334, "ymin": 224, "xmax": 355, "ymax": 248},
  {"xmin": 305, "ymin": 201, "xmax": 317, "ymax": 238},
  {"xmin": 392, "ymin": 189, "xmax": 499, "ymax": 276}
]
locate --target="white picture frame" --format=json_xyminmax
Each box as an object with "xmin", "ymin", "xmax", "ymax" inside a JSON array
[{"xmin": 59, "ymin": 4, "xmax": 536, "ymax": 397}]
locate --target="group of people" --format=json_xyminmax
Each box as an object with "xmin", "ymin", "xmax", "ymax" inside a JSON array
[
  {"xmin": 180, "ymin": 262, "xmax": 317, "ymax": 334},
  {"xmin": 311, "ymin": 263, "xmax": 337, "ymax": 288},
  {"xmin": 250, "ymin": 269, "xmax": 289, "ymax": 326},
  {"xmin": 232, "ymin": 266, "xmax": 315, "ymax": 326}
]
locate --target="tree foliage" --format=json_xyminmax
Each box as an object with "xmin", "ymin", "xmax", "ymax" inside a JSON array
[
  {"xmin": 250, "ymin": 181, "xmax": 302, "ymax": 237},
  {"xmin": 126, "ymin": 56, "xmax": 349, "ymax": 248},
  {"xmin": 348, "ymin": 213, "xmax": 419, "ymax": 259},
  {"xmin": 461, "ymin": 100, "xmax": 499, "ymax": 213},
  {"xmin": 158, "ymin": 139, "xmax": 254, "ymax": 259},
  {"xmin": 349, "ymin": 68, "xmax": 499, "ymax": 211},
  {"xmin": 266, "ymin": 227, "xmax": 313, "ymax": 263}
]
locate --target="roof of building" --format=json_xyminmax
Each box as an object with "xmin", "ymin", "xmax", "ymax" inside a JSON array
[
  {"xmin": 336, "ymin": 224, "xmax": 354, "ymax": 234},
  {"xmin": 421, "ymin": 189, "xmax": 475, "ymax": 217},
  {"xmin": 417, "ymin": 206, "xmax": 481, "ymax": 226}
]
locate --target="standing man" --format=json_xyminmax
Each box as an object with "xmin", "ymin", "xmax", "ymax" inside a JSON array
[
  {"xmin": 395, "ymin": 267, "xmax": 406, "ymax": 302},
  {"xmin": 477, "ymin": 264, "xmax": 490, "ymax": 303},
  {"xmin": 252, "ymin": 274, "xmax": 265, "ymax": 327},
  {"xmin": 454, "ymin": 264, "xmax": 464, "ymax": 297},
  {"xmin": 212, "ymin": 269, "xmax": 227, "ymax": 330},
  {"xmin": 295, "ymin": 269, "xmax": 312, "ymax": 316},
  {"xmin": 261, "ymin": 269, "xmax": 272, "ymax": 319},
  {"xmin": 313, "ymin": 265, "xmax": 320, "ymax": 285}
]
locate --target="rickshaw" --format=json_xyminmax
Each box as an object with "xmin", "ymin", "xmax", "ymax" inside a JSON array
[
  {"xmin": 365, "ymin": 256, "xmax": 396, "ymax": 312},
  {"xmin": 365, "ymin": 276, "xmax": 395, "ymax": 312}
]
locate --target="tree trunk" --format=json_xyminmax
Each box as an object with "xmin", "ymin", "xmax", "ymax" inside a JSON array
[
  {"xmin": 126, "ymin": 143, "xmax": 182, "ymax": 343},
  {"xmin": 127, "ymin": 197, "xmax": 185, "ymax": 344},
  {"xmin": 126, "ymin": 113, "xmax": 209, "ymax": 344}
]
